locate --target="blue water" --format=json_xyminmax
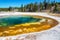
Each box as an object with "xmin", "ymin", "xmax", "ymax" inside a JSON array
[{"xmin": 0, "ymin": 16, "xmax": 41, "ymax": 27}]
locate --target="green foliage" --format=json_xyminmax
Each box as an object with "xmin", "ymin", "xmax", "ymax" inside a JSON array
[
  {"xmin": 33, "ymin": 2, "xmax": 38, "ymax": 12},
  {"xmin": 0, "ymin": 0, "xmax": 59, "ymax": 12},
  {"xmin": 8, "ymin": 7, "xmax": 12, "ymax": 11},
  {"xmin": 53, "ymin": 3, "xmax": 58, "ymax": 12},
  {"xmin": 0, "ymin": 8, "xmax": 8, "ymax": 11},
  {"xmin": 20, "ymin": 4, "xmax": 24, "ymax": 12}
]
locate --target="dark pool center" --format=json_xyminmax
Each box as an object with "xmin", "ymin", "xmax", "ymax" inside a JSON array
[{"xmin": 0, "ymin": 16, "xmax": 41, "ymax": 27}]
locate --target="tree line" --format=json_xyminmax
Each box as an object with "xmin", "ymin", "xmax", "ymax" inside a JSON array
[{"xmin": 0, "ymin": 0, "xmax": 60, "ymax": 13}]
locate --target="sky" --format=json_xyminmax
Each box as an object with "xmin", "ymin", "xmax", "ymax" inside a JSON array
[{"xmin": 0, "ymin": 0, "xmax": 60, "ymax": 8}]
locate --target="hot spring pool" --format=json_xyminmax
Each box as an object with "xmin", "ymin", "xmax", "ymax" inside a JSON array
[
  {"xmin": 0, "ymin": 15, "xmax": 58, "ymax": 37},
  {"xmin": 0, "ymin": 16, "xmax": 41, "ymax": 27}
]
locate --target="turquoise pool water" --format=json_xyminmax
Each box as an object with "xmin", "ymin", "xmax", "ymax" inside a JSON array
[{"xmin": 0, "ymin": 16, "xmax": 41, "ymax": 27}]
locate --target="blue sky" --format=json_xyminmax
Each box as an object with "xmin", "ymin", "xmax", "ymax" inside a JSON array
[{"xmin": 0, "ymin": 0, "xmax": 60, "ymax": 8}]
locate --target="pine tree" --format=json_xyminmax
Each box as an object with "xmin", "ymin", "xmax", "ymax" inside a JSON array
[
  {"xmin": 44, "ymin": 0, "xmax": 47, "ymax": 9},
  {"xmin": 20, "ymin": 4, "xmax": 24, "ymax": 12},
  {"xmin": 8, "ymin": 7, "xmax": 12, "ymax": 11},
  {"xmin": 33, "ymin": 2, "xmax": 38, "ymax": 12}
]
